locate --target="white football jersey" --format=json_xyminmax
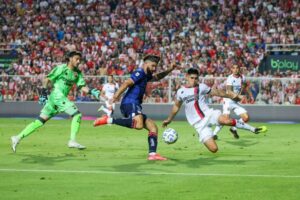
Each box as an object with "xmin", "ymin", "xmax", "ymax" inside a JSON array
[
  {"xmin": 176, "ymin": 83, "xmax": 211, "ymax": 126},
  {"xmin": 102, "ymin": 83, "xmax": 119, "ymax": 99},
  {"xmin": 224, "ymin": 74, "xmax": 245, "ymax": 103}
]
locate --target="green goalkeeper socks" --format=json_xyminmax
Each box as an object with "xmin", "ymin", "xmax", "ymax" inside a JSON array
[
  {"xmin": 70, "ymin": 113, "xmax": 82, "ymax": 140},
  {"xmin": 17, "ymin": 120, "xmax": 44, "ymax": 139}
]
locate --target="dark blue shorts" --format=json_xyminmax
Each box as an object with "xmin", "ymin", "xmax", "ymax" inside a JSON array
[{"xmin": 120, "ymin": 103, "xmax": 146, "ymax": 119}]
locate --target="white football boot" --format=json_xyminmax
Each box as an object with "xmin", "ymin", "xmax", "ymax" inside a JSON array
[
  {"xmin": 11, "ymin": 136, "xmax": 20, "ymax": 153},
  {"xmin": 68, "ymin": 140, "xmax": 86, "ymax": 150}
]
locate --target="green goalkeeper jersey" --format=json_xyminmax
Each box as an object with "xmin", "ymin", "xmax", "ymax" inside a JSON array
[{"xmin": 47, "ymin": 64, "xmax": 86, "ymax": 96}]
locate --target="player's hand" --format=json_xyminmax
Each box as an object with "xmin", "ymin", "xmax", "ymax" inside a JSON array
[
  {"xmin": 162, "ymin": 119, "xmax": 172, "ymax": 128},
  {"xmin": 91, "ymin": 88, "xmax": 100, "ymax": 99},
  {"xmin": 109, "ymin": 98, "xmax": 114, "ymax": 104},
  {"xmin": 112, "ymin": 94, "xmax": 120, "ymax": 103},
  {"xmin": 38, "ymin": 88, "xmax": 48, "ymax": 105},
  {"xmin": 168, "ymin": 61, "xmax": 178, "ymax": 71}
]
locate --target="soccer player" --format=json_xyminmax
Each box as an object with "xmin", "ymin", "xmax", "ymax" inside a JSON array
[
  {"xmin": 162, "ymin": 68, "xmax": 267, "ymax": 153},
  {"xmin": 98, "ymin": 75, "xmax": 119, "ymax": 117},
  {"xmin": 213, "ymin": 64, "xmax": 256, "ymax": 139},
  {"xmin": 93, "ymin": 53, "xmax": 176, "ymax": 160},
  {"xmin": 11, "ymin": 51, "xmax": 100, "ymax": 152}
]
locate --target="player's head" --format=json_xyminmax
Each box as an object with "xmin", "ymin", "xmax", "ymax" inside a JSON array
[
  {"xmin": 143, "ymin": 54, "xmax": 160, "ymax": 74},
  {"xmin": 231, "ymin": 64, "xmax": 241, "ymax": 76},
  {"xmin": 66, "ymin": 51, "xmax": 82, "ymax": 68},
  {"xmin": 107, "ymin": 75, "xmax": 114, "ymax": 83},
  {"xmin": 186, "ymin": 68, "xmax": 199, "ymax": 87}
]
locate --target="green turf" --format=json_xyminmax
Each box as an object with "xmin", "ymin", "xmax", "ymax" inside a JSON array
[{"xmin": 0, "ymin": 118, "xmax": 300, "ymax": 200}]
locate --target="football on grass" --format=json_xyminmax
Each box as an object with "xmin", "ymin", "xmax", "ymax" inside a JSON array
[{"xmin": 162, "ymin": 128, "xmax": 178, "ymax": 144}]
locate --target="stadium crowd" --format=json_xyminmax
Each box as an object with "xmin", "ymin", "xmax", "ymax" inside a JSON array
[{"xmin": 0, "ymin": 0, "xmax": 299, "ymax": 104}]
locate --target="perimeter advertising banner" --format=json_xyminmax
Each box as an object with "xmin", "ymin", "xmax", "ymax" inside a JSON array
[
  {"xmin": 0, "ymin": 52, "xmax": 19, "ymax": 68},
  {"xmin": 259, "ymin": 55, "xmax": 300, "ymax": 73}
]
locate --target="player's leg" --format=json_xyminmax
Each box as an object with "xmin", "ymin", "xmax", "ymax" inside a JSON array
[
  {"xmin": 94, "ymin": 103, "xmax": 142, "ymax": 129},
  {"xmin": 11, "ymin": 102, "xmax": 55, "ymax": 152},
  {"xmin": 213, "ymin": 101, "xmax": 229, "ymax": 138},
  {"xmin": 203, "ymin": 140, "xmax": 218, "ymax": 153},
  {"xmin": 218, "ymin": 114, "xmax": 266, "ymax": 134},
  {"xmin": 98, "ymin": 101, "xmax": 111, "ymax": 116},
  {"xmin": 144, "ymin": 117, "xmax": 167, "ymax": 160},
  {"xmin": 63, "ymin": 101, "xmax": 85, "ymax": 149},
  {"xmin": 194, "ymin": 119, "xmax": 218, "ymax": 153},
  {"xmin": 234, "ymin": 105, "xmax": 267, "ymax": 134},
  {"xmin": 110, "ymin": 102, "xmax": 115, "ymax": 117}
]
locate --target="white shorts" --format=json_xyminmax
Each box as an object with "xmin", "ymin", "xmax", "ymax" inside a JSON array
[
  {"xmin": 193, "ymin": 109, "xmax": 221, "ymax": 143},
  {"xmin": 223, "ymin": 100, "xmax": 247, "ymax": 116}
]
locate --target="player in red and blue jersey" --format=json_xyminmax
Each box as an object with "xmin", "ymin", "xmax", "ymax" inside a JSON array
[{"xmin": 94, "ymin": 52, "xmax": 176, "ymax": 160}]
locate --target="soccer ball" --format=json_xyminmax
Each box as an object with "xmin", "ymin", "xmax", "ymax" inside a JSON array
[{"xmin": 162, "ymin": 128, "xmax": 178, "ymax": 144}]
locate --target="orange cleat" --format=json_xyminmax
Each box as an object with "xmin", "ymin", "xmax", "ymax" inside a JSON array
[
  {"xmin": 93, "ymin": 115, "xmax": 109, "ymax": 127},
  {"xmin": 147, "ymin": 153, "xmax": 167, "ymax": 161}
]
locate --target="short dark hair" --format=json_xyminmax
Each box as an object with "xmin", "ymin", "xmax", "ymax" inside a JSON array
[
  {"xmin": 143, "ymin": 55, "xmax": 160, "ymax": 64},
  {"xmin": 187, "ymin": 68, "xmax": 199, "ymax": 76},
  {"xmin": 66, "ymin": 51, "xmax": 82, "ymax": 62}
]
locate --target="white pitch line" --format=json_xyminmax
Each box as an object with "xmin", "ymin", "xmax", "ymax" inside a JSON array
[{"xmin": 0, "ymin": 168, "xmax": 299, "ymax": 178}]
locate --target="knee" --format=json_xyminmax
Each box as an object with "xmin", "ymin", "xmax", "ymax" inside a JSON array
[
  {"xmin": 72, "ymin": 112, "xmax": 82, "ymax": 122},
  {"xmin": 209, "ymin": 146, "xmax": 218, "ymax": 153},
  {"xmin": 218, "ymin": 115, "xmax": 231, "ymax": 125},
  {"xmin": 134, "ymin": 118, "xmax": 144, "ymax": 130},
  {"xmin": 72, "ymin": 111, "xmax": 82, "ymax": 118},
  {"xmin": 149, "ymin": 124, "xmax": 158, "ymax": 133},
  {"xmin": 242, "ymin": 115, "xmax": 250, "ymax": 122}
]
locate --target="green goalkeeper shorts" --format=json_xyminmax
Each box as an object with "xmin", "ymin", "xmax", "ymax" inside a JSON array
[{"xmin": 40, "ymin": 92, "xmax": 79, "ymax": 118}]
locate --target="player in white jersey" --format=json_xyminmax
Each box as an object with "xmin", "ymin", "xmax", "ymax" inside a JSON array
[
  {"xmin": 213, "ymin": 64, "xmax": 258, "ymax": 139},
  {"xmin": 98, "ymin": 75, "xmax": 119, "ymax": 117},
  {"xmin": 162, "ymin": 68, "xmax": 267, "ymax": 153}
]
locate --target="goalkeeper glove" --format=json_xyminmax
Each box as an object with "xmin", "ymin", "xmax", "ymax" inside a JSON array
[
  {"xmin": 38, "ymin": 88, "xmax": 49, "ymax": 105},
  {"xmin": 90, "ymin": 88, "xmax": 100, "ymax": 99}
]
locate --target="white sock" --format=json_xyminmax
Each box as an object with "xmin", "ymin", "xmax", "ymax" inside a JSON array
[
  {"xmin": 102, "ymin": 107, "xmax": 110, "ymax": 115},
  {"xmin": 235, "ymin": 119, "xmax": 255, "ymax": 132},
  {"xmin": 213, "ymin": 125, "xmax": 223, "ymax": 136},
  {"xmin": 107, "ymin": 117, "xmax": 113, "ymax": 124}
]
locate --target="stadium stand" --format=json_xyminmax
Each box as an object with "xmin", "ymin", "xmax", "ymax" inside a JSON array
[{"xmin": 0, "ymin": 0, "xmax": 299, "ymax": 103}]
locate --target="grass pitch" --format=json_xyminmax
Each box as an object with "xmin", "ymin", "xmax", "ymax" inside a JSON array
[{"xmin": 0, "ymin": 118, "xmax": 300, "ymax": 200}]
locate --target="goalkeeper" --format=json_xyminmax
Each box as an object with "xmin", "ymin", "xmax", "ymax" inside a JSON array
[{"xmin": 11, "ymin": 51, "xmax": 100, "ymax": 152}]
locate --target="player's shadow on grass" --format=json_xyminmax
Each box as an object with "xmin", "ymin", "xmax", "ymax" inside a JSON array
[
  {"xmin": 17, "ymin": 153, "xmax": 85, "ymax": 166},
  {"xmin": 167, "ymin": 156, "xmax": 251, "ymax": 169},
  {"xmin": 105, "ymin": 156, "xmax": 259, "ymax": 173},
  {"xmin": 223, "ymin": 139, "xmax": 258, "ymax": 147}
]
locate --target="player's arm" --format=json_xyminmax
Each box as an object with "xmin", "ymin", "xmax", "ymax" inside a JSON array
[
  {"xmin": 243, "ymin": 82, "xmax": 254, "ymax": 103},
  {"xmin": 80, "ymin": 86, "xmax": 101, "ymax": 100},
  {"xmin": 162, "ymin": 100, "xmax": 182, "ymax": 127},
  {"xmin": 152, "ymin": 62, "xmax": 177, "ymax": 81},
  {"xmin": 42, "ymin": 78, "xmax": 51, "ymax": 89},
  {"xmin": 112, "ymin": 78, "xmax": 134, "ymax": 102},
  {"xmin": 210, "ymin": 88, "xmax": 243, "ymax": 101},
  {"xmin": 38, "ymin": 77, "xmax": 51, "ymax": 105}
]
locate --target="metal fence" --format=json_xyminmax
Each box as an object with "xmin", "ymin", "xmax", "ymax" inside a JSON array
[{"xmin": 0, "ymin": 75, "xmax": 299, "ymax": 105}]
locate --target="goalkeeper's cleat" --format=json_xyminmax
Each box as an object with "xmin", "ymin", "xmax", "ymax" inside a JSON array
[
  {"xmin": 11, "ymin": 136, "xmax": 20, "ymax": 153},
  {"xmin": 68, "ymin": 140, "xmax": 86, "ymax": 150},
  {"xmin": 148, "ymin": 153, "xmax": 167, "ymax": 161},
  {"xmin": 93, "ymin": 115, "xmax": 109, "ymax": 127},
  {"xmin": 97, "ymin": 105, "xmax": 105, "ymax": 112},
  {"xmin": 230, "ymin": 127, "xmax": 240, "ymax": 139},
  {"xmin": 254, "ymin": 126, "xmax": 268, "ymax": 134}
]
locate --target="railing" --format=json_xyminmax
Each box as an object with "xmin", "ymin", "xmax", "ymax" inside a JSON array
[
  {"xmin": 0, "ymin": 75, "xmax": 299, "ymax": 105},
  {"xmin": 265, "ymin": 44, "xmax": 300, "ymax": 53}
]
